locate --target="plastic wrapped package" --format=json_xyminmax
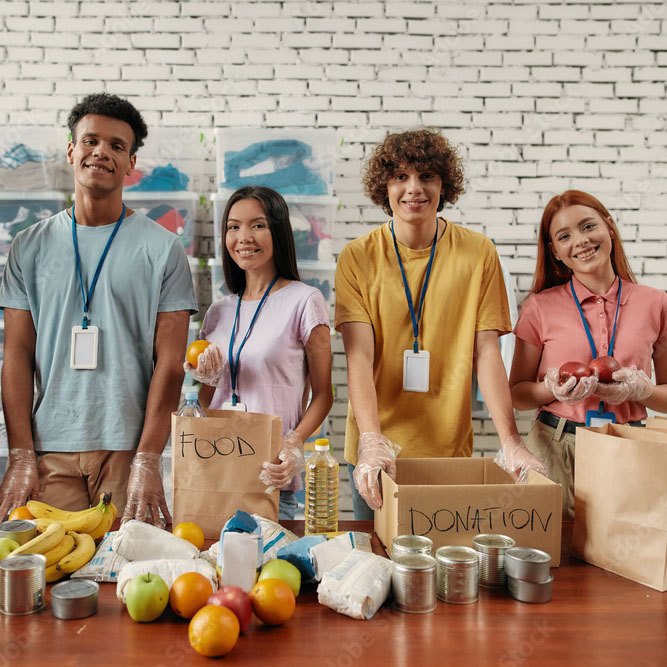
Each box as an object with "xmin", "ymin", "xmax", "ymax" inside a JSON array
[
  {"xmin": 317, "ymin": 550, "xmax": 393, "ymax": 620},
  {"xmin": 111, "ymin": 520, "xmax": 199, "ymax": 561},
  {"xmin": 70, "ymin": 532, "xmax": 129, "ymax": 583},
  {"xmin": 311, "ymin": 532, "xmax": 372, "ymax": 581},
  {"xmin": 251, "ymin": 514, "xmax": 298, "ymax": 564}
]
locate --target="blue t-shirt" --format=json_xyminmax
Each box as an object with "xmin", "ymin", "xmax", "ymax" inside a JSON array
[{"xmin": 0, "ymin": 209, "xmax": 197, "ymax": 452}]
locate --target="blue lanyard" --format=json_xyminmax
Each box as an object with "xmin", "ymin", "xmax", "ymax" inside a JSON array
[
  {"xmin": 71, "ymin": 203, "xmax": 126, "ymax": 329},
  {"xmin": 390, "ymin": 219, "xmax": 438, "ymax": 353},
  {"xmin": 228, "ymin": 275, "xmax": 279, "ymax": 405},
  {"xmin": 569, "ymin": 277, "xmax": 621, "ymax": 360}
]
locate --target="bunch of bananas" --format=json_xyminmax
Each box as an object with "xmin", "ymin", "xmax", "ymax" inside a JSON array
[{"xmin": 8, "ymin": 493, "xmax": 117, "ymax": 583}]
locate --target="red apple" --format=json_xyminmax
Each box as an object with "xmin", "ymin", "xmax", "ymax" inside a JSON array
[
  {"xmin": 558, "ymin": 361, "xmax": 590, "ymax": 384},
  {"xmin": 588, "ymin": 356, "xmax": 621, "ymax": 383},
  {"xmin": 207, "ymin": 586, "xmax": 252, "ymax": 632}
]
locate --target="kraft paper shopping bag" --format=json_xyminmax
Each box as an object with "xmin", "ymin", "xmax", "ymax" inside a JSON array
[
  {"xmin": 171, "ymin": 409, "xmax": 282, "ymax": 539},
  {"xmin": 572, "ymin": 423, "xmax": 667, "ymax": 591}
]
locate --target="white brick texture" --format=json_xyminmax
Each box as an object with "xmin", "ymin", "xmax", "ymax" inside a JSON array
[{"xmin": 1, "ymin": 0, "xmax": 666, "ymax": 506}]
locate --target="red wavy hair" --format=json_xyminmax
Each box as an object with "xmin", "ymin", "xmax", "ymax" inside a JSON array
[{"xmin": 530, "ymin": 190, "xmax": 636, "ymax": 294}]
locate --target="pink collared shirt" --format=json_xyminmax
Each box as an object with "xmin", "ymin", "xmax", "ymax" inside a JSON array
[{"xmin": 514, "ymin": 276, "xmax": 667, "ymax": 423}]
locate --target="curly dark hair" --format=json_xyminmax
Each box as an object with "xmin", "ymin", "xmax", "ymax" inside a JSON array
[
  {"xmin": 363, "ymin": 128, "xmax": 465, "ymax": 216},
  {"xmin": 67, "ymin": 93, "xmax": 148, "ymax": 155}
]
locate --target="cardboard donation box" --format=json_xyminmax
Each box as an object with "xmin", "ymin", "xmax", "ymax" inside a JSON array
[
  {"xmin": 375, "ymin": 458, "xmax": 562, "ymax": 566},
  {"xmin": 572, "ymin": 424, "xmax": 667, "ymax": 591},
  {"xmin": 171, "ymin": 409, "xmax": 282, "ymax": 539}
]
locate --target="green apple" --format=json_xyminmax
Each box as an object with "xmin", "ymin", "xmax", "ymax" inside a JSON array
[
  {"xmin": 125, "ymin": 573, "xmax": 169, "ymax": 622},
  {"xmin": 258, "ymin": 559, "xmax": 301, "ymax": 597},
  {"xmin": 0, "ymin": 537, "xmax": 20, "ymax": 560}
]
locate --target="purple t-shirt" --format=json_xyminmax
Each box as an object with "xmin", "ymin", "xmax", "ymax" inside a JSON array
[{"xmin": 201, "ymin": 279, "xmax": 330, "ymax": 437}]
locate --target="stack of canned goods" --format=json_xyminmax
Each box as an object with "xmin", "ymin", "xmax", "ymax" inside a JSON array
[
  {"xmin": 390, "ymin": 535, "xmax": 436, "ymax": 613},
  {"xmin": 504, "ymin": 547, "xmax": 553, "ymax": 603}
]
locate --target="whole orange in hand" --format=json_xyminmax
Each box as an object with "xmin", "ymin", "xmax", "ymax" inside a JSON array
[
  {"xmin": 173, "ymin": 522, "xmax": 205, "ymax": 551},
  {"xmin": 249, "ymin": 578, "xmax": 296, "ymax": 626},
  {"xmin": 170, "ymin": 572, "xmax": 213, "ymax": 619},
  {"xmin": 9, "ymin": 506, "xmax": 34, "ymax": 521},
  {"xmin": 186, "ymin": 340, "xmax": 210, "ymax": 367},
  {"xmin": 189, "ymin": 605, "xmax": 239, "ymax": 658}
]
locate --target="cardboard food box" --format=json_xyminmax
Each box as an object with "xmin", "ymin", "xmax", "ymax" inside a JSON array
[{"xmin": 375, "ymin": 458, "xmax": 562, "ymax": 566}]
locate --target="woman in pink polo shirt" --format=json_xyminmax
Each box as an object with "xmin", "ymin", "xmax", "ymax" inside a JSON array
[{"xmin": 510, "ymin": 190, "xmax": 667, "ymax": 519}]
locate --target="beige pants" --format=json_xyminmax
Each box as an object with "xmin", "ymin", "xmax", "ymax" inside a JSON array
[
  {"xmin": 525, "ymin": 420, "xmax": 576, "ymax": 521},
  {"xmin": 37, "ymin": 450, "xmax": 135, "ymax": 515}
]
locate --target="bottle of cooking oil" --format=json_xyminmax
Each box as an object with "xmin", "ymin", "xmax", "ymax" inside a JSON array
[{"xmin": 304, "ymin": 438, "xmax": 339, "ymax": 535}]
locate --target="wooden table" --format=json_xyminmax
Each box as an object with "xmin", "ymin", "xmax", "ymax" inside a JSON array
[{"xmin": 2, "ymin": 521, "xmax": 665, "ymax": 666}]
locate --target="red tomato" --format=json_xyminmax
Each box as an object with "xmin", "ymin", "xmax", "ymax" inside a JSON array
[
  {"xmin": 588, "ymin": 356, "xmax": 620, "ymax": 383},
  {"xmin": 558, "ymin": 361, "xmax": 590, "ymax": 384}
]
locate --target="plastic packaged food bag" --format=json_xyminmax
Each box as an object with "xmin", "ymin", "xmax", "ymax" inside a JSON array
[
  {"xmin": 112, "ymin": 520, "xmax": 199, "ymax": 561},
  {"xmin": 311, "ymin": 532, "xmax": 372, "ymax": 581},
  {"xmin": 71, "ymin": 532, "xmax": 129, "ymax": 583},
  {"xmin": 317, "ymin": 550, "xmax": 393, "ymax": 620}
]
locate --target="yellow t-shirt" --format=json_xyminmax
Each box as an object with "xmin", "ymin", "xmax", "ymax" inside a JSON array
[{"xmin": 335, "ymin": 221, "xmax": 511, "ymax": 464}]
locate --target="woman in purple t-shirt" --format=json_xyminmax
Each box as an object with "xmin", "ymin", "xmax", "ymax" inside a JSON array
[{"xmin": 184, "ymin": 186, "xmax": 333, "ymax": 518}]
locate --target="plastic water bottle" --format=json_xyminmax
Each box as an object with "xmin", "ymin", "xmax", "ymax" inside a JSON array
[
  {"xmin": 177, "ymin": 391, "xmax": 205, "ymax": 417},
  {"xmin": 305, "ymin": 438, "xmax": 339, "ymax": 535}
]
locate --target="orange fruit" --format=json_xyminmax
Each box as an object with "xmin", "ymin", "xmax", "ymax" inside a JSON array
[
  {"xmin": 169, "ymin": 572, "xmax": 213, "ymax": 619},
  {"xmin": 173, "ymin": 522, "xmax": 205, "ymax": 551},
  {"xmin": 186, "ymin": 340, "xmax": 210, "ymax": 367},
  {"xmin": 249, "ymin": 578, "xmax": 296, "ymax": 626},
  {"xmin": 189, "ymin": 605, "xmax": 239, "ymax": 658},
  {"xmin": 9, "ymin": 506, "xmax": 34, "ymax": 520}
]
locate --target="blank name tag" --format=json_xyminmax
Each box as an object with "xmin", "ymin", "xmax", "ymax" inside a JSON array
[
  {"xmin": 70, "ymin": 325, "xmax": 98, "ymax": 370},
  {"xmin": 586, "ymin": 409, "xmax": 616, "ymax": 427},
  {"xmin": 403, "ymin": 349, "xmax": 430, "ymax": 392},
  {"xmin": 223, "ymin": 401, "xmax": 247, "ymax": 411}
]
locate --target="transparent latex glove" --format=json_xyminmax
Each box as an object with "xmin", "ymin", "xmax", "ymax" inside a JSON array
[
  {"xmin": 0, "ymin": 449, "xmax": 40, "ymax": 521},
  {"xmin": 183, "ymin": 343, "xmax": 225, "ymax": 386},
  {"xmin": 594, "ymin": 366, "xmax": 654, "ymax": 406},
  {"xmin": 121, "ymin": 451, "xmax": 172, "ymax": 529},
  {"xmin": 494, "ymin": 434, "xmax": 549, "ymax": 484},
  {"xmin": 353, "ymin": 432, "xmax": 402, "ymax": 511},
  {"xmin": 259, "ymin": 430, "xmax": 305, "ymax": 494},
  {"xmin": 544, "ymin": 368, "xmax": 599, "ymax": 404}
]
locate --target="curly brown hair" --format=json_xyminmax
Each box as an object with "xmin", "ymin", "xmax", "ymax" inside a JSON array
[{"xmin": 362, "ymin": 128, "xmax": 465, "ymax": 216}]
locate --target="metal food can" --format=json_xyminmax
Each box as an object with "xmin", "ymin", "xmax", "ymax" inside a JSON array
[
  {"xmin": 472, "ymin": 534, "xmax": 516, "ymax": 588},
  {"xmin": 0, "ymin": 519, "xmax": 37, "ymax": 545},
  {"xmin": 391, "ymin": 534, "xmax": 433, "ymax": 560},
  {"xmin": 392, "ymin": 553, "xmax": 437, "ymax": 613},
  {"xmin": 0, "ymin": 553, "xmax": 46, "ymax": 615},
  {"xmin": 504, "ymin": 547, "xmax": 551, "ymax": 584},
  {"xmin": 51, "ymin": 580, "xmax": 99, "ymax": 620},
  {"xmin": 435, "ymin": 545, "xmax": 479, "ymax": 604},
  {"xmin": 507, "ymin": 574, "xmax": 553, "ymax": 604}
]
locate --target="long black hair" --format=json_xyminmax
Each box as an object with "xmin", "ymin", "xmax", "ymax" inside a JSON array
[{"xmin": 222, "ymin": 186, "xmax": 300, "ymax": 295}]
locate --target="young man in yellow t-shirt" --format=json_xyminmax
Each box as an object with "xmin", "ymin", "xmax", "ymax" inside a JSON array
[{"xmin": 335, "ymin": 128, "xmax": 546, "ymax": 519}]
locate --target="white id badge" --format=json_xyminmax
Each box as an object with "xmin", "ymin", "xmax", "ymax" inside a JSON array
[
  {"xmin": 222, "ymin": 401, "xmax": 247, "ymax": 412},
  {"xmin": 70, "ymin": 325, "xmax": 98, "ymax": 370},
  {"xmin": 403, "ymin": 349, "xmax": 430, "ymax": 392}
]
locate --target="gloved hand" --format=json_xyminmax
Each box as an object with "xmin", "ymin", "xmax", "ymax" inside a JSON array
[
  {"xmin": 183, "ymin": 343, "xmax": 225, "ymax": 386},
  {"xmin": 494, "ymin": 434, "xmax": 549, "ymax": 484},
  {"xmin": 121, "ymin": 451, "xmax": 172, "ymax": 529},
  {"xmin": 0, "ymin": 448, "xmax": 40, "ymax": 521},
  {"xmin": 594, "ymin": 366, "xmax": 654, "ymax": 406},
  {"xmin": 353, "ymin": 432, "xmax": 402, "ymax": 511},
  {"xmin": 259, "ymin": 430, "xmax": 305, "ymax": 493},
  {"xmin": 544, "ymin": 368, "xmax": 599, "ymax": 404}
]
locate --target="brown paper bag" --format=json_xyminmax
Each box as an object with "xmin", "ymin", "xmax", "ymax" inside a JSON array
[
  {"xmin": 572, "ymin": 423, "xmax": 667, "ymax": 591},
  {"xmin": 646, "ymin": 416, "xmax": 667, "ymax": 431},
  {"xmin": 171, "ymin": 409, "xmax": 282, "ymax": 539}
]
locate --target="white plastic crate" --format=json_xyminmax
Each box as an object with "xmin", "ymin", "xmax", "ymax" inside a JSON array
[
  {"xmin": 214, "ymin": 128, "xmax": 335, "ymax": 197},
  {"xmin": 124, "ymin": 128, "xmax": 204, "ymax": 193},
  {"xmin": 211, "ymin": 192, "xmax": 336, "ymax": 263},
  {"xmin": 0, "ymin": 127, "xmax": 70, "ymax": 192},
  {"xmin": 123, "ymin": 191, "xmax": 198, "ymax": 255}
]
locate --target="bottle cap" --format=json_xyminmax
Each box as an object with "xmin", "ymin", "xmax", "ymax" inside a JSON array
[
  {"xmin": 314, "ymin": 438, "xmax": 330, "ymax": 451},
  {"xmin": 184, "ymin": 391, "xmax": 199, "ymax": 401}
]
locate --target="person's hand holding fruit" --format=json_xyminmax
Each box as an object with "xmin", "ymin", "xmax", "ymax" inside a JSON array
[{"xmin": 184, "ymin": 340, "xmax": 225, "ymax": 387}]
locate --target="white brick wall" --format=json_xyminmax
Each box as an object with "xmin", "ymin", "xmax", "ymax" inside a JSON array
[{"xmin": 1, "ymin": 0, "xmax": 666, "ymax": 513}]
